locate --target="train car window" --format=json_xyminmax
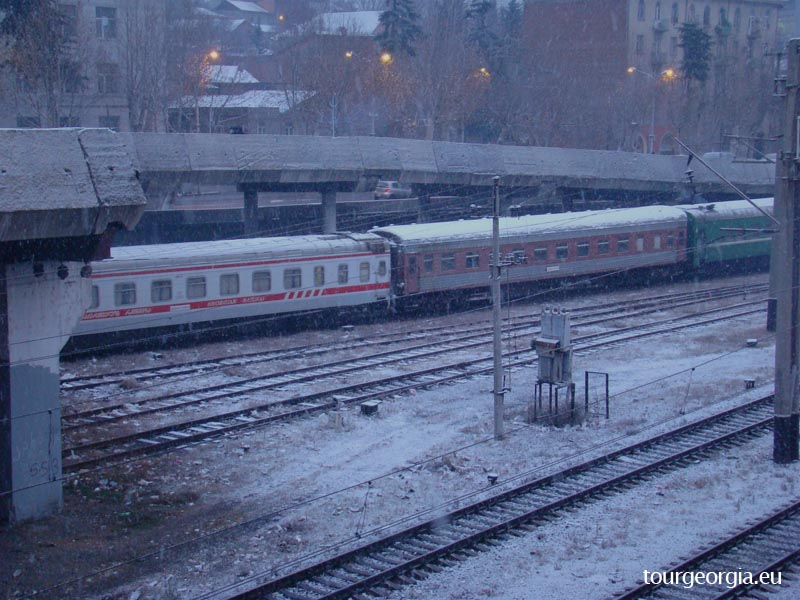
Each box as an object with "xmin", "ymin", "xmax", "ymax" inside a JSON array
[
  {"xmin": 597, "ymin": 240, "xmax": 610, "ymax": 254},
  {"xmin": 338, "ymin": 264, "xmax": 349, "ymax": 284},
  {"xmin": 653, "ymin": 235, "xmax": 662, "ymax": 250},
  {"xmin": 534, "ymin": 247, "xmax": 548, "ymax": 261},
  {"xmin": 151, "ymin": 279, "xmax": 172, "ymax": 303},
  {"xmin": 220, "ymin": 274, "xmax": 239, "ymax": 296},
  {"xmin": 360, "ymin": 262, "xmax": 370, "ymax": 282},
  {"xmin": 577, "ymin": 242, "xmax": 589, "ymax": 257},
  {"xmin": 667, "ymin": 233, "xmax": 675, "ymax": 248},
  {"xmin": 187, "ymin": 277, "xmax": 206, "ymax": 299},
  {"xmin": 253, "ymin": 271, "xmax": 271, "ymax": 292},
  {"xmin": 408, "ymin": 257, "xmax": 417, "ymax": 275},
  {"xmin": 440, "ymin": 254, "xmax": 455, "ymax": 271},
  {"xmin": 513, "ymin": 249, "xmax": 526, "ymax": 263},
  {"xmin": 378, "ymin": 260, "xmax": 387, "ymax": 276},
  {"xmin": 90, "ymin": 285, "xmax": 100, "ymax": 309},
  {"xmin": 423, "ymin": 255, "xmax": 434, "ymax": 273},
  {"xmin": 678, "ymin": 231, "xmax": 685, "ymax": 246},
  {"xmin": 556, "ymin": 244, "xmax": 569, "ymax": 259},
  {"xmin": 114, "ymin": 282, "xmax": 136, "ymax": 306},
  {"xmin": 618, "ymin": 237, "xmax": 630, "ymax": 252},
  {"xmin": 636, "ymin": 237, "xmax": 645, "ymax": 252},
  {"xmin": 314, "ymin": 266, "xmax": 325, "ymax": 287},
  {"xmin": 465, "ymin": 253, "xmax": 480, "ymax": 268},
  {"xmin": 284, "ymin": 268, "xmax": 302, "ymax": 289}
]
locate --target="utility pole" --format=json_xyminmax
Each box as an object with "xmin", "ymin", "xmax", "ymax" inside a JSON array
[
  {"xmin": 491, "ymin": 176, "xmax": 505, "ymax": 440},
  {"xmin": 773, "ymin": 38, "xmax": 800, "ymax": 464}
]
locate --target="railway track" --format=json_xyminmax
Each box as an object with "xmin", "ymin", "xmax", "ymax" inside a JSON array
[
  {"xmin": 611, "ymin": 498, "xmax": 800, "ymax": 599},
  {"xmin": 61, "ymin": 282, "xmax": 766, "ymax": 393},
  {"xmin": 194, "ymin": 395, "xmax": 775, "ymax": 600},
  {"xmin": 62, "ymin": 299, "xmax": 767, "ymax": 473}
]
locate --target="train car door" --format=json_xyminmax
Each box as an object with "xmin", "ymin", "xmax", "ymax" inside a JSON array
[{"xmin": 405, "ymin": 253, "xmax": 420, "ymax": 295}]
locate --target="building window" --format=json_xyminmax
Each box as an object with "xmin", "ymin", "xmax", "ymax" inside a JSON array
[
  {"xmin": 720, "ymin": 8, "xmax": 727, "ymax": 27},
  {"xmin": 16, "ymin": 116, "xmax": 41, "ymax": 128},
  {"xmin": 577, "ymin": 242, "xmax": 589, "ymax": 257},
  {"xmin": 359, "ymin": 262, "xmax": 370, "ymax": 282},
  {"xmin": 688, "ymin": 3, "xmax": 696, "ymax": 23},
  {"xmin": 597, "ymin": 239, "xmax": 610, "ymax": 254},
  {"xmin": 534, "ymin": 247, "xmax": 548, "ymax": 261},
  {"xmin": 670, "ymin": 36, "xmax": 678, "ymax": 57},
  {"xmin": 252, "ymin": 270, "xmax": 271, "ymax": 292},
  {"xmin": 423, "ymin": 254, "xmax": 434, "ymax": 273},
  {"xmin": 635, "ymin": 35, "xmax": 644, "ymax": 55},
  {"xmin": 465, "ymin": 252, "xmax": 480, "ymax": 268},
  {"xmin": 338, "ymin": 264, "xmax": 349, "ymax": 284},
  {"xmin": 99, "ymin": 115, "xmax": 120, "ymax": 131},
  {"xmin": 440, "ymin": 254, "xmax": 456, "ymax": 271},
  {"xmin": 59, "ymin": 116, "xmax": 80, "ymax": 128},
  {"xmin": 618, "ymin": 238, "xmax": 630, "ymax": 252},
  {"xmin": 703, "ymin": 5, "xmax": 710, "ymax": 27},
  {"xmin": 314, "ymin": 266, "xmax": 325, "ymax": 287},
  {"xmin": 654, "ymin": 1, "xmax": 661, "ymax": 21},
  {"xmin": 284, "ymin": 268, "xmax": 302, "ymax": 289},
  {"xmin": 257, "ymin": 118, "xmax": 269, "ymax": 134},
  {"xmin": 187, "ymin": 277, "xmax": 206, "ymax": 299},
  {"xmin": 61, "ymin": 4, "xmax": 77, "ymax": 42},
  {"xmin": 114, "ymin": 282, "xmax": 136, "ymax": 306},
  {"xmin": 151, "ymin": 280, "xmax": 172, "ymax": 303},
  {"xmin": 90, "ymin": 285, "xmax": 100, "ymax": 309},
  {"xmin": 96, "ymin": 6, "xmax": 117, "ymax": 39},
  {"xmin": 556, "ymin": 244, "xmax": 569, "ymax": 259},
  {"xmin": 97, "ymin": 63, "xmax": 120, "ymax": 94},
  {"xmin": 61, "ymin": 61, "xmax": 83, "ymax": 94},
  {"xmin": 637, "ymin": 0, "xmax": 645, "ymax": 21},
  {"xmin": 220, "ymin": 274, "xmax": 239, "ymax": 296},
  {"xmin": 734, "ymin": 7, "xmax": 741, "ymax": 31}
]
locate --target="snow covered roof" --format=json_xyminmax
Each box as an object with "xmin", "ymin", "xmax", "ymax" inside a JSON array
[
  {"xmin": 313, "ymin": 11, "xmax": 382, "ymax": 36},
  {"xmin": 208, "ymin": 65, "xmax": 260, "ymax": 84},
  {"xmin": 217, "ymin": 0, "xmax": 271, "ymax": 15},
  {"xmin": 372, "ymin": 205, "xmax": 688, "ymax": 247},
  {"xmin": 677, "ymin": 197, "xmax": 773, "ymax": 220},
  {"xmin": 99, "ymin": 234, "xmax": 384, "ymax": 272},
  {"xmin": 178, "ymin": 89, "xmax": 314, "ymax": 112}
]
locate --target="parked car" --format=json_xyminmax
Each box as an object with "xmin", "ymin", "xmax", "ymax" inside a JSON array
[{"xmin": 374, "ymin": 180, "xmax": 413, "ymax": 199}]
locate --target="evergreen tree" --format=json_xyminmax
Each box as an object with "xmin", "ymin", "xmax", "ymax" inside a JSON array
[
  {"xmin": 374, "ymin": 0, "xmax": 423, "ymax": 57},
  {"xmin": 679, "ymin": 22, "xmax": 712, "ymax": 83},
  {"xmin": 465, "ymin": 0, "xmax": 497, "ymax": 63}
]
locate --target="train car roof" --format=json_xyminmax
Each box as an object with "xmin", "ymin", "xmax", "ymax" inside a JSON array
[
  {"xmin": 371, "ymin": 205, "xmax": 687, "ymax": 246},
  {"xmin": 94, "ymin": 233, "xmax": 386, "ymax": 273},
  {"xmin": 676, "ymin": 197, "xmax": 773, "ymax": 220}
]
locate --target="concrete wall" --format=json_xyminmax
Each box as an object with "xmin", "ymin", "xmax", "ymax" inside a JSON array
[{"xmin": 0, "ymin": 261, "xmax": 89, "ymax": 523}]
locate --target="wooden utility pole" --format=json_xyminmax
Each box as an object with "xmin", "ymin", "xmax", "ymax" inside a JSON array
[
  {"xmin": 491, "ymin": 176, "xmax": 505, "ymax": 440},
  {"xmin": 773, "ymin": 38, "xmax": 800, "ymax": 463}
]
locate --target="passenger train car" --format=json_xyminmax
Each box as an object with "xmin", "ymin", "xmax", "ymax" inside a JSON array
[
  {"xmin": 75, "ymin": 233, "xmax": 391, "ymax": 337},
  {"xmin": 70, "ymin": 198, "xmax": 774, "ymax": 342}
]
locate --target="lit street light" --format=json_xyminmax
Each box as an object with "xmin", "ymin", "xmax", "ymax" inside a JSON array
[{"xmin": 627, "ymin": 66, "xmax": 676, "ymax": 154}]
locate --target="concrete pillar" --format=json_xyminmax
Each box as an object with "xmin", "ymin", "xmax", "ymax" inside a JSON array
[
  {"xmin": 0, "ymin": 260, "xmax": 88, "ymax": 523},
  {"xmin": 243, "ymin": 188, "xmax": 259, "ymax": 237},
  {"xmin": 321, "ymin": 187, "xmax": 337, "ymax": 234}
]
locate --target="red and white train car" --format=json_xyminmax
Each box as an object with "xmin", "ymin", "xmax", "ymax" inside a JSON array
[
  {"xmin": 372, "ymin": 205, "xmax": 689, "ymax": 304},
  {"xmin": 74, "ymin": 233, "xmax": 391, "ymax": 337}
]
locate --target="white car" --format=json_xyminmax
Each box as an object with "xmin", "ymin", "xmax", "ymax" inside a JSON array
[{"xmin": 374, "ymin": 180, "xmax": 413, "ymax": 199}]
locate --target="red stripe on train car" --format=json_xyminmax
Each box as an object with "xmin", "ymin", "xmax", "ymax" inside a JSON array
[{"xmin": 81, "ymin": 283, "xmax": 389, "ymax": 321}]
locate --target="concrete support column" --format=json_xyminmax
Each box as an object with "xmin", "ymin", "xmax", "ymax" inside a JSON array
[
  {"xmin": 0, "ymin": 261, "xmax": 88, "ymax": 523},
  {"xmin": 242, "ymin": 188, "xmax": 259, "ymax": 237},
  {"xmin": 320, "ymin": 187, "xmax": 337, "ymax": 234}
]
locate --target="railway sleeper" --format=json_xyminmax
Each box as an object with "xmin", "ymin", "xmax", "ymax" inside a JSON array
[
  {"xmin": 325, "ymin": 568, "xmax": 363, "ymax": 585},
  {"xmin": 295, "ymin": 578, "xmax": 335, "ymax": 595}
]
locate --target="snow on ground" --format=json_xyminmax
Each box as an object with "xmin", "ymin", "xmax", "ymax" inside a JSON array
[{"xmin": 5, "ymin": 273, "xmax": 797, "ymax": 600}]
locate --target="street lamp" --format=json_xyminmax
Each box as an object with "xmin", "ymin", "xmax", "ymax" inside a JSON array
[
  {"xmin": 627, "ymin": 66, "xmax": 676, "ymax": 154},
  {"xmin": 380, "ymin": 51, "xmax": 393, "ymax": 65}
]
